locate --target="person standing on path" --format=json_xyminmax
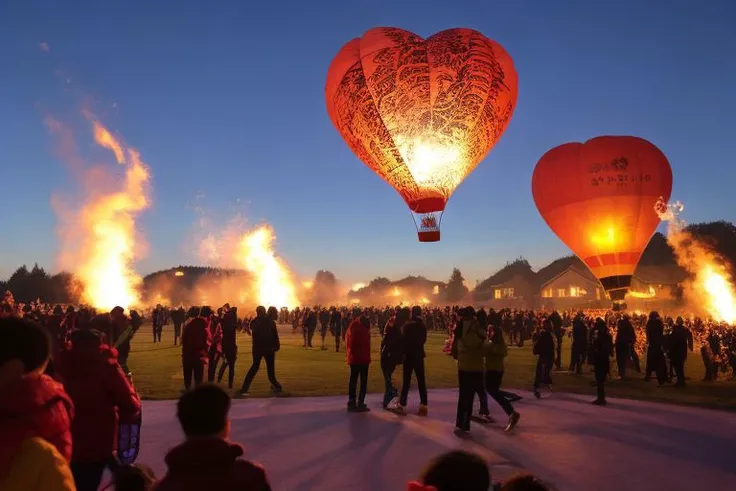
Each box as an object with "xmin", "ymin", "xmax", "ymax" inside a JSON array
[
  {"xmin": 453, "ymin": 307, "xmax": 486, "ymax": 433},
  {"xmin": 345, "ymin": 310, "xmax": 371, "ymax": 412},
  {"xmin": 397, "ymin": 306, "xmax": 428, "ymax": 416},
  {"xmin": 239, "ymin": 306, "xmax": 282, "ymax": 396},
  {"xmin": 591, "ymin": 317, "xmax": 613, "ymax": 405}
]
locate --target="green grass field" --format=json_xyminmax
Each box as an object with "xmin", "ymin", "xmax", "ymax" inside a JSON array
[{"xmin": 128, "ymin": 324, "xmax": 736, "ymax": 410}]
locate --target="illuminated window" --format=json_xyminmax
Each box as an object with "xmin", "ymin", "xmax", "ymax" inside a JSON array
[
  {"xmin": 494, "ymin": 289, "xmax": 501, "ymax": 299},
  {"xmin": 502, "ymin": 287, "xmax": 515, "ymax": 298},
  {"xmin": 542, "ymin": 288, "xmax": 553, "ymax": 298},
  {"xmin": 557, "ymin": 288, "xmax": 566, "ymax": 298}
]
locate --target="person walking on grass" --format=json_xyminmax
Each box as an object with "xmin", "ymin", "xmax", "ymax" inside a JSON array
[
  {"xmin": 345, "ymin": 309, "xmax": 371, "ymax": 412},
  {"xmin": 485, "ymin": 326, "xmax": 521, "ymax": 431},
  {"xmin": 239, "ymin": 306, "xmax": 282, "ymax": 396}
]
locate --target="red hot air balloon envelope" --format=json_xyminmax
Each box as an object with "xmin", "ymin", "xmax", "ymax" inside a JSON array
[
  {"xmin": 326, "ymin": 27, "xmax": 518, "ymax": 242},
  {"xmin": 532, "ymin": 136, "xmax": 673, "ymax": 303}
]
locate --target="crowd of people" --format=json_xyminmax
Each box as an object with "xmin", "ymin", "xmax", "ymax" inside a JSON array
[{"xmin": 2, "ymin": 286, "xmax": 735, "ymax": 490}]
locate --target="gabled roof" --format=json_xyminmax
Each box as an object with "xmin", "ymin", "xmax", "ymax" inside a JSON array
[
  {"xmin": 539, "ymin": 265, "xmax": 601, "ymax": 289},
  {"xmin": 476, "ymin": 259, "xmax": 536, "ymax": 292}
]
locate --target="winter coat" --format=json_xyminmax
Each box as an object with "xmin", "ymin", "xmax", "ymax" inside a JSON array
[
  {"xmin": 221, "ymin": 312, "xmax": 238, "ymax": 354},
  {"xmin": 646, "ymin": 318, "xmax": 664, "ymax": 349},
  {"xmin": 250, "ymin": 315, "xmax": 280, "ymax": 356},
  {"xmin": 615, "ymin": 318, "xmax": 636, "ymax": 346},
  {"xmin": 0, "ymin": 374, "xmax": 74, "ymax": 476},
  {"xmin": 485, "ymin": 341, "xmax": 507, "ymax": 372},
  {"xmin": 533, "ymin": 331, "xmax": 555, "ymax": 362},
  {"xmin": 402, "ymin": 316, "xmax": 428, "ymax": 361},
  {"xmin": 55, "ymin": 333, "xmax": 141, "ymax": 463},
  {"xmin": 456, "ymin": 319, "xmax": 486, "ymax": 372},
  {"xmin": 0, "ymin": 437, "xmax": 75, "ymax": 491},
  {"xmin": 592, "ymin": 328, "xmax": 614, "ymax": 370},
  {"xmin": 346, "ymin": 318, "xmax": 371, "ymax": 365},
  {"xmin": 572, "ymin": 319, "xmax": 588, "ymax": 346},
  {"xmin": 182, "ymin": 317, "xmax": 212, "ymax": 363},
  {"xmin": 670, "ymin": 325, "xmax": 689, "ymax": 361},
  {"xmin": 153, "ymin": 437, "xmax": 271, "ymax": 491},
  {"xmin": 380, "ymin": 323, "xmax": 404, "ymax": 368}
]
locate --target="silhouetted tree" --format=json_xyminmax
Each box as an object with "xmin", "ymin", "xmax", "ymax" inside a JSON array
[
  {"xmin": 445, "ymin": 268, "xmax": 468, "ymax": 303},
  {"xmin": 312, "ymin": 269, "xmax": 339, "ymax": 305}
]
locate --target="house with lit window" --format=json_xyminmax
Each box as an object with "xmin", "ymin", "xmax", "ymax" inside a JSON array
[
  {"xmin": 535, "ymin": 256, "xmax": 608, "ymax": 309},
  {"xmin": 473, "ymin": 259, "xmax": 538, "ymax": 309}
]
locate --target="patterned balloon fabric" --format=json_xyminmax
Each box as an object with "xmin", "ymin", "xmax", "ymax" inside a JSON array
[{"xmin": 326, "ymin": 27, "xmax": 518, "ymax": 239}]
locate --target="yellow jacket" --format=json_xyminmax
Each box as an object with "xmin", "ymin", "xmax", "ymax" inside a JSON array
[{"xmin": 0, "ymin": 437, "xmax": 76, "ymax": 491}]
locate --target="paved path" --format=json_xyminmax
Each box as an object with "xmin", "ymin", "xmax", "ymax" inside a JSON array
[{"xmin": 138, "ymin": 389, "xmax": 736, "ymax": 490}]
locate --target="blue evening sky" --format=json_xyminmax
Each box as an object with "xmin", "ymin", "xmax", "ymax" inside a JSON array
[{"xmin": 0, "ymin": 0, "xmax": 734, "ymax": 286}]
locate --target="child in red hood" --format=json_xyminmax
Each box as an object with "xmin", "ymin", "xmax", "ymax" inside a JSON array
[
  {"xmin": 153, "ymin": 384, "xmax": 271, "ymax": 491},
  {"xmin": 0, "ymin": 317, "xmax": 75, "ymax": 490},
  {"xmin": 55, "ymin": 320, "xmax": 141, "ymax": 491}
]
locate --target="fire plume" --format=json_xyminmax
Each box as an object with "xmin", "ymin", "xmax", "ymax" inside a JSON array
[
  {"xmin": 656, "ymin": 199, "xmax": 736, "ymax": 323},
  {"xmin": 50, "ymin": 117, "xmax": 150, "ymax": 311},
  {"xmin": 236, "ymin": 225, "xmax": 299, "ymax": 309}
]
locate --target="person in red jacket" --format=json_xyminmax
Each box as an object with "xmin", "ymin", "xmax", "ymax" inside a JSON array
[
  {"xmin": 0, "ymin": 317, "xmax": 75, "ymax": 479},
  {"xmin": 345, "ymin": 309, "xmax": 371, "ymax": 412},
  {"xmin": 55, "ymin": 323, "xmax": 141, "ymax": 491},
  {"xmin": 181, "ymin": 307, "xmax": 212, "ymax": 391},
  {"xmin": 154, "ymin": 384, "xmax": 271, "ymax": 491}
]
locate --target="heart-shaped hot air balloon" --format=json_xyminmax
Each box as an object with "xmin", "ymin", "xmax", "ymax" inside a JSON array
[
  {"xmin": 532, "ymin": 136, "xmax": 673, "ymax": 303},
  {"xmin": 326, "ymin": 27, "xmax": 517, "ymax": 242}
]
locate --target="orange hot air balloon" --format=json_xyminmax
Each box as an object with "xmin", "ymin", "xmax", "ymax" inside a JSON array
[
  {"xmin": 532, "ymin": 136, "xmax": 673, "ymax": 303},
  {"xmin": 326, "ymin": 27, "xmax": 517, "ymax": 242}
]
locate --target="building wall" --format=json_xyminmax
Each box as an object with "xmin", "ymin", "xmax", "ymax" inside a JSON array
[
  {"xmin": 480, "ymin": 274, "xmax": 537, "ymax": 309},
  {"xmin": 537, "ymin": 269, "xmax": 608, "ymax": 310}
]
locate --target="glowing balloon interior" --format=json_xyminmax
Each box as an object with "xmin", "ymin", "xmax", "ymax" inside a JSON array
[
  {"xmin": 326, "ymin": 27, "xmax": 518, "ymax": 242},
  {"xmin": 532, "ymin": 136, "xmax": 673, "ymax": 302}
]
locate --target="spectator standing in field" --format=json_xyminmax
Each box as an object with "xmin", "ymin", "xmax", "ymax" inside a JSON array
[
  {"xmin": 181, "ymin": 308, "xmax": 211, "ymax": 391},
  {"xmin": 171, "ymin": 306, "xmax": 186, "ymax": 346}
]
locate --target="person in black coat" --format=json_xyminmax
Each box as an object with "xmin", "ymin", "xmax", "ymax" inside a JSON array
[
  {"xmin": 170, "ymin": 306, "xmax": 186, "ymax": 346},
  {"xmin": 644, "ymin": 311, "xmax": 667, "ymax": 385},
  {"xmin": 330, "ymin": 308, "xmax": 342, "ymax": 352},
  {"xmin": 217, "ymin": 305, "xmax": 238, "ymax": 389},
  {"xmin": 615, "ymin": 314, "xmax": 637, "ymax": 380},
  {"xmin": 380, "ymin": 309, "xmax": 405, "ymax": 408},
  {"xmin": 239, "ymin": 306, "xmax": 282, "ymax": 395},
  {"xmin": 398, "ymin": 306, "xmax": 428, "ymax": 414},
  {"xmin": 569, "ymin": 313, "xmax": 588, "ymax": 374},
  {"xmin": 669, "ymin": 316, "xmax": 689, "ymax": 387},
  {"xmin": 532, "ymin": 319, "xmax": 555, "ymax": 398},
  {"xmin": 319, "ymin": 308, "xmax": 331, "ymax": 350},
  {"xmin": 549, "ymin": 311, "xmax": 563, "ymax": 370},
  {"xmin": 592, "ymin": 318, "xmax": 614, "ymax": 405}
]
